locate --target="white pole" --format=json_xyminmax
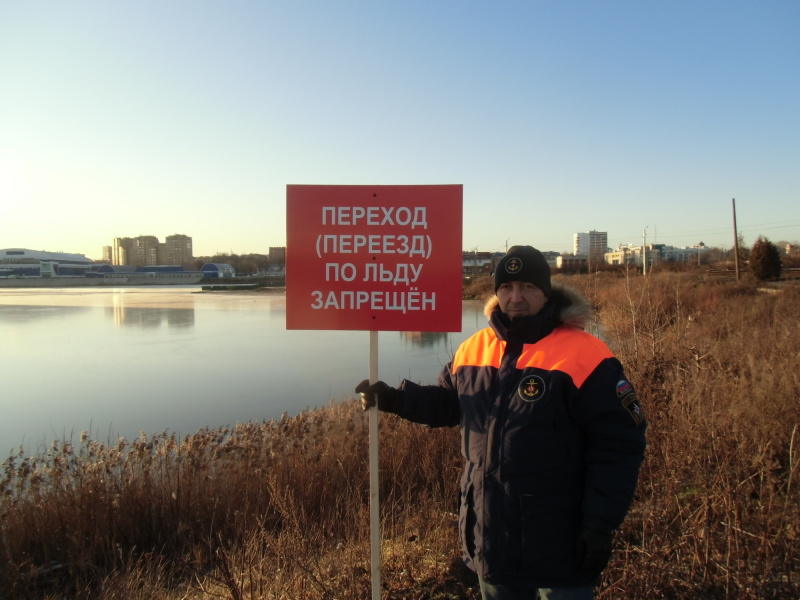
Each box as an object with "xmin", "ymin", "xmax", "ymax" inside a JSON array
[
  {"xmin": 732, "ymin": 198, "xmax": 740, "ymax": 281},
  {"xmin": 369, "ymin": 330, "xmax": 381, "ymax": 600},
  {"xmin": 642, "ymin": 226, "xmax": 649, "ymax": 276}
]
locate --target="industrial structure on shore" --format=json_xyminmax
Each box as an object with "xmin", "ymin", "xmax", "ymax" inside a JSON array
[{"xmin": 0, "ymin": 248, "xmax": 206, "ymax": 286}]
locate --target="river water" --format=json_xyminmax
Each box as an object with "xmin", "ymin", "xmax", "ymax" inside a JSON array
[{"xmin": 0, "ymin": 286, "xmax": 486, "ymax": 455}]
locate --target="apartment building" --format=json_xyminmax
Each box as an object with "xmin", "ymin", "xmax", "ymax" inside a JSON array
[
  {"xmin": 160, "ymin": 234, "xmax": 193, "ymax": 266},
  {"xmin": 111, "ymin": 234, "xmax": 193, "ymax": 266},
  {"xmin": 573, "ymin": 230, "xmax": 608, "ymax": 257},
  {"xmin": 268, "ymin": 246, "xmax": 286, "ymax": 266}
]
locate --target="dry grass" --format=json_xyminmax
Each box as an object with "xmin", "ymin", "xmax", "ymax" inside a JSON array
[{"xmin": 2, "ymin": 273, "xmax": 799, "ymax": 599}]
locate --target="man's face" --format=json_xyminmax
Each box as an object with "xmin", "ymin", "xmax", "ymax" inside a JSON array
[{"xmin": 497, "ymin": 281, "xmax": 548, "ymax": 318}]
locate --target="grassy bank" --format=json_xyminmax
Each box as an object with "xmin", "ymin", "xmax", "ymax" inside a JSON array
[{"xmin": 2, "ymin": 272, "xmax": 799, "ymax": 599}]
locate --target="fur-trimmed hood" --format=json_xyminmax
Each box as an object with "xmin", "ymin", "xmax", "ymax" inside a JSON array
[{"xmin": 483, "ymin": 281, "xmax": 594, "ymax": 330}]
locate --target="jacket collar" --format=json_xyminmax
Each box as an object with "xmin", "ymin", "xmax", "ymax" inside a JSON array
[
  {"xmin": 489, "ymin": 304, "xmax": 557, "ymax": 344},
  {"xmin": 483, "ymin": 282, "xmax": 594, "ymax": 344}
]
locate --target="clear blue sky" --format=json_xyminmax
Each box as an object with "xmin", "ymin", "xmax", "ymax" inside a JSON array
[{"xmin": 1, "ymin": 1, "xmax": 798, "ymax": 259}]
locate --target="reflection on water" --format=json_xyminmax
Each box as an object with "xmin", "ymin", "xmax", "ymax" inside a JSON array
[
  {"xmin": 107, "ymin": 306, "xmax": 195, "ymax": 329},
  {"xmin": 0, "ymin": 304, "xmax": 90, "ymax": 322},
  {"xmin": 399, "ymin": 330, "xmax": 449, "ymax": 348},
  {"xmin": 0, "ymin": 289, "xmax": 486, "ymax": 454}
]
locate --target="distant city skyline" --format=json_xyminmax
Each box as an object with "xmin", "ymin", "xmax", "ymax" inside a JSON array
[{"xmin": 4, "ymin": 220, "xmax": 795, "ymax": 263}]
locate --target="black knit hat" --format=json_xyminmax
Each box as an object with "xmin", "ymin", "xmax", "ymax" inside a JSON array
[{"xmin": 494, "ymin": 245, "xmax": 552, "ymax": 296}]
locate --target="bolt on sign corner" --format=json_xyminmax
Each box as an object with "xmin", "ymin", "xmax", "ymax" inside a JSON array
[{"xmin": 286, "ymin": 184, "xmax": 463, "ymax": 332}]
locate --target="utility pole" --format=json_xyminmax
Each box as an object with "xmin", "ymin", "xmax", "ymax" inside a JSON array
[
  {"xmin": 732, "ymin": 198, "xmax": 740, "ymax": 281},
  {"xmin": 642, "ymin": 226, "xmax": 648, "ymax": 276}
]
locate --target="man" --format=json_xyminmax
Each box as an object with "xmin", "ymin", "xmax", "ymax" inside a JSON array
[{"xmin": 356, "ymin": 245, "xmax": 646, "ymax": 600}]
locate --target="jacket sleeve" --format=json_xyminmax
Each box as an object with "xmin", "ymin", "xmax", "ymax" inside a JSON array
[
  {"xmin": 574, "ymin": 357, "xmax": 647, "ymax": 533},
  {"xmin": 395, "ymin": 362, "xmax": 461, "ymax": 428}
]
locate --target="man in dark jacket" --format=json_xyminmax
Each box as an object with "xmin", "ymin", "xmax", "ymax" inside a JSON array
[{"xmin": 357, "ymin": 245, "xmax": 646, "ymax": 600}]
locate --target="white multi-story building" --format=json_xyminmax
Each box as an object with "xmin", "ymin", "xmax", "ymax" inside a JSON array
[{"xmin": 573, "ymin": 231, "xmax": 608, "ymax": 258}]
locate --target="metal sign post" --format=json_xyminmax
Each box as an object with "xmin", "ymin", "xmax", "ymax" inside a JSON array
[{"xmin": 368, "ymin": 330, "xmax": 380, "ymax": 599}]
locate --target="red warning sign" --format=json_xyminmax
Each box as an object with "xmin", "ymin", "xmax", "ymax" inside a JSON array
[{"xmin": 286, "ymin": 184, "xmax": 463, "ymax": 331}]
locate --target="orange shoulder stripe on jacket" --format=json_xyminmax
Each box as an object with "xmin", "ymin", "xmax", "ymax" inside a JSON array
[
  {"xmin": 452, "ymin": 328, "xmax": 505, "ymax": 372},
  {"xmin": 452, "ymin": 327, "xmax": 614, "ymax": 388},
  {"xmin": 516, "ymin": 327, "xmax": 614, "ymax": 388}
]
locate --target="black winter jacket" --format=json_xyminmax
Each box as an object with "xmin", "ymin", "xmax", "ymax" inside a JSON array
[{"xmin": 397, "ymin": 283, "xmax": 646, "ymax": 587}]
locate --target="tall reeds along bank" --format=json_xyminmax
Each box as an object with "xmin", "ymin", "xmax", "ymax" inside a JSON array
[
  {"xmin": 2, "ymin": 273, "xmax": 799, "ymax": 599},
  {"xmin": 0, "ymin": 402, "xmax": 465, "ymax": 598},
  {"xmin": 571, "ymin": 272, "xmax": 800, "ymax": 599}
]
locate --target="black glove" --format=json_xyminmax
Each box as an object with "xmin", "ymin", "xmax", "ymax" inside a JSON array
[
  {"xmin": 576, "ymin": 527, "xmax": 612, "ymax": 579},
  {"xmin": 355, "ymin": 380, "xmax": 403, "ymax": 414}
]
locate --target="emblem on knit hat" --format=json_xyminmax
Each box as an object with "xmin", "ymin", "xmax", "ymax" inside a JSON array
[
  {"xmin": 494, "ymin": 246, "xmax": 552, "ymax": 296},
  {"xmin": 505, "ymin": 257, "xmax": 523, "ymax": 274},
  {"xmin": 518, "ymin": 375, "xmax": 546, "ymax": 403}
]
